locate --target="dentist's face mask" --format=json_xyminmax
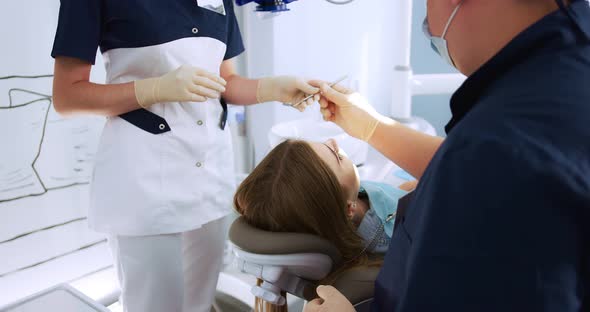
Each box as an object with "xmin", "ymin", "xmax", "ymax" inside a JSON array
[{"xmin": 423, "ymin": 2, "xmax": 463, "ymax": 67}]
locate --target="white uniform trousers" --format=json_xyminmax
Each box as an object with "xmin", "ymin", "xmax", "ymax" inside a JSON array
[{"xmin": 108, "ymin": 217, "xmax": 227, "ymax": 312}]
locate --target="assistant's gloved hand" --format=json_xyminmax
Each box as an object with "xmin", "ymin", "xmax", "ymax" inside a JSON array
[
  {"xmin": 256, "ymin": 76, "xmax": 320, "ymax": 112},
  {"xmin": 134, "ymin": 65, "xmax": 227, "ymax": 108},
  {"xmin": 318, "ymin": 83, "xmax": 392, "ymax": 142}
]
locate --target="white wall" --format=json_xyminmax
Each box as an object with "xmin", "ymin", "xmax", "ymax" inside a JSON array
[
  {"xmin": 410, "ymin": 2, "xmax": 456, "ymax": 135},
  {"xmin": 0, "ymin": 1, "xmax": 110, "ymax": 307}
]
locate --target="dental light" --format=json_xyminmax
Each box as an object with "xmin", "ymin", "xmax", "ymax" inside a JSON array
[{"xmin": 235, "ymin": 0, "xmax": 356, "ymax": 13}]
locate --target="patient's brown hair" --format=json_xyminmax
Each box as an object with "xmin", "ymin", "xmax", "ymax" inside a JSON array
[{"xmin": 234, "ymin": 140, "xmax": 370, "ymax": 312}]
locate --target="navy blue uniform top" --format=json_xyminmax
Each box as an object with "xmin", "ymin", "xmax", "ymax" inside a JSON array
[
  {"xmin": 51, "ymin": 0, "xmax": 244, "ymax": 65},
  {"xmin": 374, "ymin": 1, "xmax": 590, "ymax": 311}
]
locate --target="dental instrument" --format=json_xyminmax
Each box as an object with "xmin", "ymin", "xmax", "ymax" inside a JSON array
[{"xmin": 292, "ymin": 75, "xmax": 348, "ymax": 108}]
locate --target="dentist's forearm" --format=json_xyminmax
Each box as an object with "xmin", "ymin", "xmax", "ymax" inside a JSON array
[
  {"xmin": 368, "ymin": 119, "xmax": 444, "ymax": 179},
  {"xmin": 54, "ymin": 80, "xmax": 139, "ymax": 117},
  {"xmin": 53, "ymin": 57, "xmax": 141, "ymax": 117},
  {"xmin": 222, "ymin": 74, "xmax": 259, "ymax": 105},
  {"xmin": 220, "ymin": 58, "xmax": 259, "ymax": 105}
]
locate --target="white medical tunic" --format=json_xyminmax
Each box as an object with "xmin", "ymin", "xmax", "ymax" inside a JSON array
[{"xmin": 51, "ymin": 0, "xmax": 245, "ymax": 236}]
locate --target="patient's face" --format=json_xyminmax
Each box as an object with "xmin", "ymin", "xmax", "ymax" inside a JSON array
[{"xmin": 310, "ymin": 139, "xmax": 360, "ymax": 201}]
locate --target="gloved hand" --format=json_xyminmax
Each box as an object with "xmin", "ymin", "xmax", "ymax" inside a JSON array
[
  {"xmin": 134, "ymin": 65, "xmax": 227, "ymax": 108},
  {"xmin": 318, "ymin": 83, "xmax": 391, "ymax": 142},
  {"xmin": 256, "ymin": 76, "xmax": 320, "ymax": 112},
  {"xmin": 304, "ymin": 285, "xmax": 355, "ymax": 312}
]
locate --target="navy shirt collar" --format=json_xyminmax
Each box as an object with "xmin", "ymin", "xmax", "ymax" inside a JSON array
[{"xmin": 445, "ymin": 0, "xmax": 590, "ymax": 134}]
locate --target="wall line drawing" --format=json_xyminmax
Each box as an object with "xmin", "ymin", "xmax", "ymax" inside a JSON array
[{"xmin": 0, "ymin": 75, "xmax": 105, "ymax": 203}]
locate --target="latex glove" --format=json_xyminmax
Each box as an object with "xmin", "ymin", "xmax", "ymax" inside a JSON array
[
  {"xmin": 256, "ymin": 76, "xmax": 320, "ymax": 112},
  {"xmin": 318, "ymin": 83, "xmax": 391, "ymax": 142},
  {"xmin": 304, "ymin": 286, "xmax": 355, "ymax": 312},
  {"xmin": 134, "ymin": 65, "xmax": 226, "ymax": 108}
]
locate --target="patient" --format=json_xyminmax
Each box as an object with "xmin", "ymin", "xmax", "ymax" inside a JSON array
[{"xmin": 234, "ymin": 139, "xmax": 415, "ymax": 311}]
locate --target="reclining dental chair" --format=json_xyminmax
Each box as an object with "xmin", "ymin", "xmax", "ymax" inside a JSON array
[{"xmin": 229, "ymin": 217, "xmax": 380, "ymax": 312}]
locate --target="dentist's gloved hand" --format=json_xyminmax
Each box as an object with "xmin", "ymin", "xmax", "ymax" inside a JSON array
[
  {"xmin": 134, "ymin": 65, "xmax": 227, "ymax": 108},
  {"xmin": 304, "ymin": 285, "xmax": 355, "ymax": 312},
  {"xmin": 256, "ymin": 76, "xmax": 320, "ymax": 112},
  {"xmin": 318, "ymin": 83, "xmax": 392, "ymax": 142}
]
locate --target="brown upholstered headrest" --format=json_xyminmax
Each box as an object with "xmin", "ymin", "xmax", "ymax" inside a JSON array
[{"xmin": 229, "ymin": 217, "xmax": 343, "ymax": 265}]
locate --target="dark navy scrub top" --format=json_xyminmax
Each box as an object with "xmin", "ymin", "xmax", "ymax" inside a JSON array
[
  {"xmin": 373, "ymin": 1, "xmax": 590, "ymax": 311},
  {"xmin": 50, "ymin": 0, "xmax": 246, "ymax": 236}
]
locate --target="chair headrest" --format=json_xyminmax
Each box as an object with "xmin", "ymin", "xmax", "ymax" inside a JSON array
[{"xmin": 229, "ymin": 217, "xmax": 343, "ymax": 265}]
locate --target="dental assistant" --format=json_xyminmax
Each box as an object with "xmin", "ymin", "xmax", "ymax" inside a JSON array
[
  {"xmin": 50, "ymin": 0, "xmax": 319, "ymax": 311},
  {"xmin": 306, "ymin": 0, "xmax": 590, "ymax": 311}
]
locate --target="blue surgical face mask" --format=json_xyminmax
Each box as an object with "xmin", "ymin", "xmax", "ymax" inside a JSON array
[{"xmin": 422, "ymin": 2, "xmax": 463, "ymax": 68}]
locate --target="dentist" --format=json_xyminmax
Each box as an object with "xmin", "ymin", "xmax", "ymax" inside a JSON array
[
  {"xmin": 51, "ymin": 0, "xmax": 318, "ymax": 311},
  {"xmin": 307, "ymin": 0, "xmax": 590, "ymax": 311}
]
